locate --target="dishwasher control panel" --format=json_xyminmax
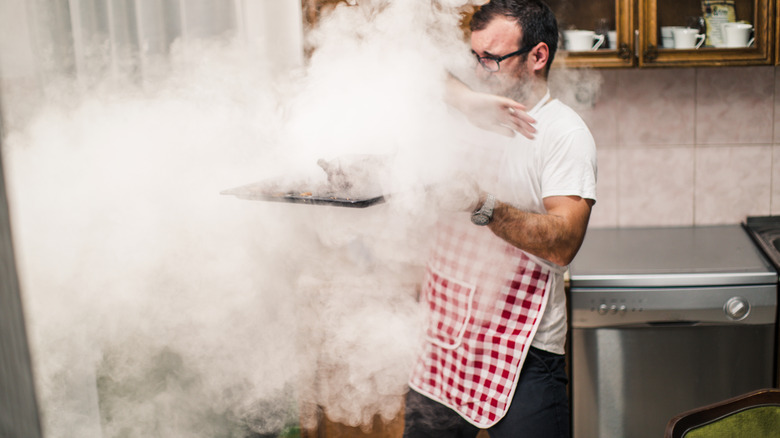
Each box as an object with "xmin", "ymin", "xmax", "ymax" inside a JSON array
[
  {"xmin": 569, "ymin": 285, "xmax": 776, "ymax": 328},
  {"xmin": 596, "ymin": 302, "xmax": 630, "ymax": 315}
]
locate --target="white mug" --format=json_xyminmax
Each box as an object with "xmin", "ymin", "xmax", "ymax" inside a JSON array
[
  {"xmin": 660, "ymin": 26, "xmax": 685, "ymax": 48},
  {"xmin": 564, "ymin": 30, "xmax": 605, "ymax": 51},
  {"xmin": 722, "ymin": 22, "xmax": 754, "ymax": 48},
  {"xmin": 607, "ymin": 30, "xmax": 617, "ymax": 49},
  {"xmin": 673, "ymin": 27, "xmax": 705, "ymax": 49}
]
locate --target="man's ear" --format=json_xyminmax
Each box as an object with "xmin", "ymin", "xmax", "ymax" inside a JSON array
[{"xmin": 530, "ymin": 42, "xmax": 549, "ymax": 73}]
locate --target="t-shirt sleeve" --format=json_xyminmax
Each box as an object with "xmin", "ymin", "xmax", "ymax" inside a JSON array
[{"xmin": 540, "ymin": 123, "xmax": 598, "ymax": 202}]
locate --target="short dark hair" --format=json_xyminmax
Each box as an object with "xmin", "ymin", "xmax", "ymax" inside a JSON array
[{"xmin": 470, "ymin": 0, "xmax": 558, "ymax": 76}]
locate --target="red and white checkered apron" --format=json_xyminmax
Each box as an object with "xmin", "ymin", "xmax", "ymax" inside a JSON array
[{"xmin": 408, "ymin": 214, "xmax": 555, "ymax": 428}]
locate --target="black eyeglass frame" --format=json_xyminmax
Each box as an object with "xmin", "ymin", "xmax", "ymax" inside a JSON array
[{"xmin": 472, "ymin": 44, "xmax": 536, "ymax": 72}]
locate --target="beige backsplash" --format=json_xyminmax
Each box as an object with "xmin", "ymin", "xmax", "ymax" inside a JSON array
[{"xmin": 554, "ymin": 65, "xmax": 780, "ymax": 228}]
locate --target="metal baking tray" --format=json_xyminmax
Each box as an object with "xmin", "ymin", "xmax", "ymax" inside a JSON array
[{"xmin": 220, "ymin": 181, "xmax": 385, "ymax": 208}]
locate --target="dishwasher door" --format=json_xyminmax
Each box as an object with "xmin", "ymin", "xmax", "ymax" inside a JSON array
[
  {"xmin": 568, "ymin": 225, "xmax": 779, "ymax": 438},
  {"xmin": 570, "ymin": 284, "xmax": 777, "ymax": 438},
  {"xmin": 572, "ymin": 323, "xmax": 775, "ymax": 438}
]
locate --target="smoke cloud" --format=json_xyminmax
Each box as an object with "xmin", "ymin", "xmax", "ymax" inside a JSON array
[
  {"xmin": 1, "ymin": 1, "xmax": 491, "ymax": 437},
  {"xmin": 3, "ymin": 0, "xmax": 602, "ymax": 436}
]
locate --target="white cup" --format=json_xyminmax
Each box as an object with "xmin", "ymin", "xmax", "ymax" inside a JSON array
[
  {"xmin": 660, "ymin": 26, "xmax": 684, "ymax": 48},
  {"xmin": 722, "ymin": 22, "xmax": 754, "ymax": 47},
  {"xmin": 564, "ymin": 30, "xmax": 605, "ymax": 51},
  {"xmin": 673, "ymin": 27, "xmax": 705, "ymax": 49},
  {"xmin": 607, "ymin": 30, "xmax": 617, "ymax": 49}
]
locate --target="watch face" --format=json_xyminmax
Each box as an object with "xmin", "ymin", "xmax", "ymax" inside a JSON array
[{"xmin": 471, "ymin": 213, "xmax": 490, "ymax": 226}]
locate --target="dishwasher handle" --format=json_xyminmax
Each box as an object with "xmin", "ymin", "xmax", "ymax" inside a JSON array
[{"xmin": 645, "ymin": 321, "xmax": 700, "ymax": 327}]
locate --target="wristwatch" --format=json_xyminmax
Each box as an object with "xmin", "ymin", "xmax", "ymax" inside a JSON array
[{"xmin": 471, "ymin": 193, "xmax": 495, "ymax": 226}]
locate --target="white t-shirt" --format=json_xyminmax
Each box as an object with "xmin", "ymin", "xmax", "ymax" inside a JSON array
[{"xmin": 483, "ymin": 91, "xmax": 598, "ymax": 354}]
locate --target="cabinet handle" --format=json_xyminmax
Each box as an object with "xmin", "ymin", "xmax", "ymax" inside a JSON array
[
  {"xmin": 618, "ymin": 43, "xmax": 631, "ymax": 60},
  {"xmin": 634, "ymin": 29, "xmax": 639, "ymax": 58},
  {"xmin": 643, "ymin": 45, "xmax": 658, "ymax": 62}
]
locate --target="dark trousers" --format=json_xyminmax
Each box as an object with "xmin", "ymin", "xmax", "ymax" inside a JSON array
[{"xmin": 403, "ymin": 347, "xmax": 570, "ymax": 438}]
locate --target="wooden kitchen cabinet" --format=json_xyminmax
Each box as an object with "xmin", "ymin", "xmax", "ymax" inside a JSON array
[
  {"xmin": 302, "ymin": 0, "xmax": 350, "ymax": 29},
  {"xmin": 551, "ymin": 0, "xmax": 774, "ymax": 68},
  {"xmin": 638, "ymin": 0, "xmax": 774, "ymax": 67},
  {"xmin": 776, "ymin": 0, "xmax": 780, "ymax": 64},
  {"xmin": 458, "ymin": 0, "xmax": 775, "ymax": 68},
  {"xmin": 547, "ymin": 0, "xmax": 635, "ymax": 68}
]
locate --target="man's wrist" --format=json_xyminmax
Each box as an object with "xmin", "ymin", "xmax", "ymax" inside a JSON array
[{"xmin": 471, "ymin": 193, "xmax": 495, "ymax": 226}]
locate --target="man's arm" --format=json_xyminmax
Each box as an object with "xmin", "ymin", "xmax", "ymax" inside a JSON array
[{"xmin": 487, "ymin": 195, "xmax": 594, "ymax": 266}]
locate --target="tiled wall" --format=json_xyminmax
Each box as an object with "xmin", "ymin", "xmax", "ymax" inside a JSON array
[{"xmin": 569, "ymin": 65, "xmax": 779, "ymax": 229}]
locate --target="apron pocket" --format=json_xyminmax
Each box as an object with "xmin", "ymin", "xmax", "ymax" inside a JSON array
[{"xmin": 423, "ymin": 266, "xmax": 475, "ymax": 349}]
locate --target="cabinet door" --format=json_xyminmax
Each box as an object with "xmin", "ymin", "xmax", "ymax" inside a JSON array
[
  {"xmin": 302, "ymin": 0, "xmax": 348, "ymax": 29},
  {"xmin": 639, "ymin": 0, "xmax": 774, "ymax": 67},
  {"xmin": 776, "ymin": 0, "xmax": 780, "ymax": 64},
  {"xmin": 547, "ymin": 0, "xmax": 635, "ymax": 68}
]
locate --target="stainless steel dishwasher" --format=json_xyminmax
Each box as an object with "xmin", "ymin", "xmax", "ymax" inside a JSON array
[{"xmin": 568, "ymin": 225, "xmax": 777, "ymax": 438}]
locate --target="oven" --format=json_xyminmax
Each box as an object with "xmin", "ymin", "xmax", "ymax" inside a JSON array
[
  {"xmin": 568, "ymin": 225, "xmax": 777, "ymax": 438},
  {"xmin": 743, "ymin": 215, "xmax": 780, "ymax": 388}
]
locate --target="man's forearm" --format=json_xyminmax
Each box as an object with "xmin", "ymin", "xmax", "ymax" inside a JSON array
[{"xmin": 487, "ymin": 198, "xmax": 591, "ymax": 266}]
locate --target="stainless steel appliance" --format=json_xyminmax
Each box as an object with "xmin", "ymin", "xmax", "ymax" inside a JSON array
[
  {"xmin": 744, "ymin": 215, "xmax": 780, "ymax": 388},
  {"xmin": 568, "ymin": 225, "xmax": 777, "ymax": 438}
]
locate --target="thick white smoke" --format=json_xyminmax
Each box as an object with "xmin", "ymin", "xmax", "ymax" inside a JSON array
[{"xmin": 2, "ymin": 1, "xmax": 487, "ymax": 437}]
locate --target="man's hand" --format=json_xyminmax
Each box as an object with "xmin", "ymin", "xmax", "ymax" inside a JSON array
[
  {"xmin": 446, "ymin": 75, "xmax": 537, "ymax": 139},
  {"xmin": 427, "ymin": 177, "xmax": 481, "ymax": 213},
  {"xmin": 462, "ymin": 91, "xmax": 537, "ymax": 139}
]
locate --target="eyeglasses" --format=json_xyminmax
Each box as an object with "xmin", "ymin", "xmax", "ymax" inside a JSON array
[{"xmin": 472, "ymin": 44, "xmax": 535, "ymax": 72}]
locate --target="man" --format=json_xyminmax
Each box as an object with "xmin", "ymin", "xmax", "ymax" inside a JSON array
[{"xmin": 403, "ymin": 1, "xmax": 597, "ymax": 437}]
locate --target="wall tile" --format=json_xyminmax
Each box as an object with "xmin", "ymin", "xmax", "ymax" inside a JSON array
[
  {"xmin": 589, "ymin": 148, "xmax": 618, "ymax": 228},
  {"xmin": 577, "ymin": 70, "xmax": 619, "ymax": 148},
  {"xmin": 568, "ymin": 66, "xmax": 778, "ymax": 228},
  {"xmin": 616, "ymin": 69, "xmax": 696, "ymax": 146},
  {"xmin": 694, "ymin": 145, "xmax": 772, "ymax": 224},
  {"xmin": 617, "ymin": 146, "xmax": 695, "ymax": 227},
  {"xmin": 696, "ymin": 66, "xmax": 773, "ymax": 145}
]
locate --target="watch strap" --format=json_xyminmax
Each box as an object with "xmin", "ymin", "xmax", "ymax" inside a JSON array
[{"xmin": 471, "ymin": 193, "xmax": 495, "ymax": 225}]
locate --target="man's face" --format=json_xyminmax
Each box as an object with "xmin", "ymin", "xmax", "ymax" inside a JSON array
[{"xmin": 470, "ymin": 16, "xmax": 532, "ymax": 101}]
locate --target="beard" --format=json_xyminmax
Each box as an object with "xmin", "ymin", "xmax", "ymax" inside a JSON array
[{"xmin": 473, "ymin": 62, "xmax": 533, "ymax": 104}]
